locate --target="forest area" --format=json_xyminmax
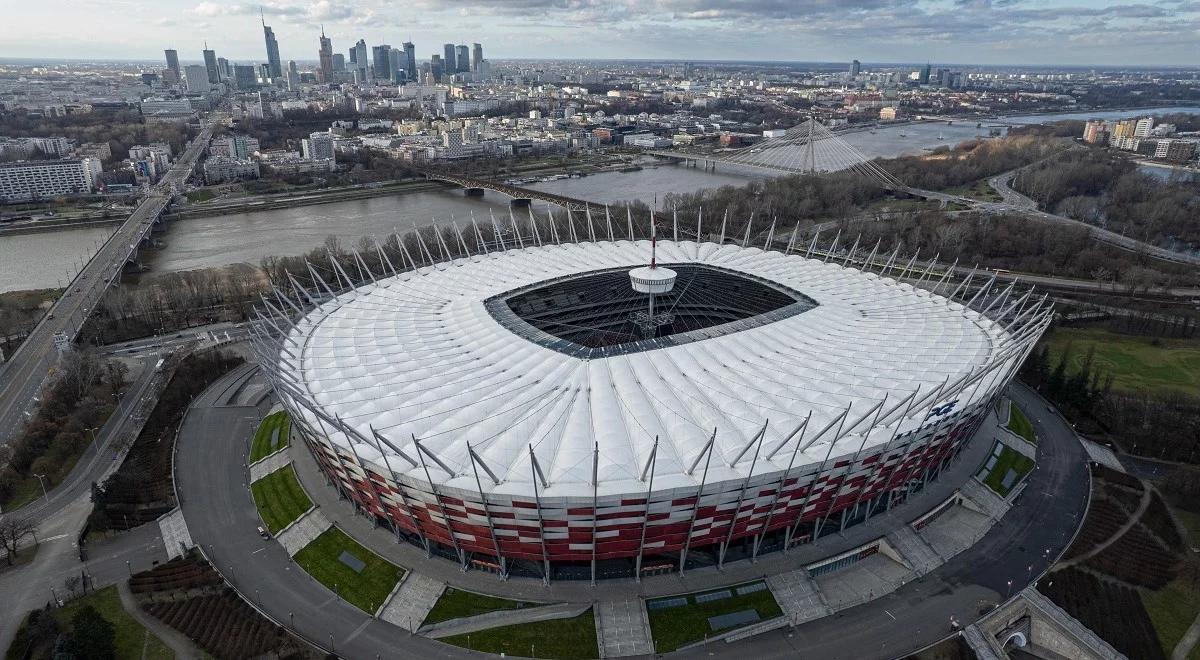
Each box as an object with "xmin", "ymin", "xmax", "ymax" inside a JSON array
[{"xmin": 0, "ymin": 108, "xmax": 196, "ymax": 166}]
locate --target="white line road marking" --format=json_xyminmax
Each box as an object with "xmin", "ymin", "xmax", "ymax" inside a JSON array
[
  {"xmin": 884, "ymin": 610, "xmax": 896, "ymax": 620},
  {"xmin": 252, "ymin": 547, "xmax": 266, "ymax": 554},
  {"xmin": 41, "ymin": 533, "xmax": 70, "ymax": 543}
]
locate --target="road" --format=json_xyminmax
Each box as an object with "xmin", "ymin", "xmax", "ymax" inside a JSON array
[
  {"xmin": 176, "ymin": 364, "xmax": 1090, "ymax": 660},
  {"xmin": 0, "ymin": 120, "xmax": 215, "ymax": 447}
]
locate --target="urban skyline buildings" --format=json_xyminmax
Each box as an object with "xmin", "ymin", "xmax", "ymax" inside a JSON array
[
  {"xmin": 262, "ymin": 14, "xmax": 282, "ymax": 79},
  {"xmin": 443, "ymin": 43, "xmax": 456, "ymax": 74},
  {"xmin": 317, "ymin": 27, "xmax": 333, "ymax": 83}
]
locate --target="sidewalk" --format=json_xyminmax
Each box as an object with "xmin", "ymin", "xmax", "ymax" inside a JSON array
[{"xmin": 116, "ymin": 580, "xmax": 205, "ymax": 660}]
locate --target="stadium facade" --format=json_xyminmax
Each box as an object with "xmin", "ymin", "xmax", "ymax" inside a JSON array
[{"xmin": 252, "ymin": 218, "xmax": 1051, "ymax": 582}]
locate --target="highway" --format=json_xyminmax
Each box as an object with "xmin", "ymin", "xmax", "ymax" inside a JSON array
[{"xmin": 0, "ymin": 120, "xmax": 215, "ymax": 446}]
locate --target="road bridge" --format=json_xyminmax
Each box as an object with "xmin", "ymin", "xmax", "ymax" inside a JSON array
[{"xmin": 0, "ymin": 121, "xmax": 216, "ymax": 445}]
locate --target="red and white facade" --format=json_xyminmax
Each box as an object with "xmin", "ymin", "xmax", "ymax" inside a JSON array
[{"xmin": 254, "ymin": 237, "xmax": 1050, "ymax": 581}]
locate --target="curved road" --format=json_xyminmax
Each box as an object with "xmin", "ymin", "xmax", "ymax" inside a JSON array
[{"xmin": 176, "ymin": 367, "xmax": 1089, "ymax": 660}]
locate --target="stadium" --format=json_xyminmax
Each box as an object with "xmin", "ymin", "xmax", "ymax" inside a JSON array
[{"xmin": 253, "ymin": 221, "xmax": 1051, "ymax": 582}]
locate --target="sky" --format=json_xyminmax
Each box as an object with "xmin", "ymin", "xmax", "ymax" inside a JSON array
[{"xmin": 4, "ymin": 0, "xmax": 1199, "ymax": 66}]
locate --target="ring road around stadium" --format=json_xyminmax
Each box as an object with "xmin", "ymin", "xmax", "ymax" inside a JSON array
[{"xmin": 252, "ymin": 233, "xmax": 1051, "ymax": 583}]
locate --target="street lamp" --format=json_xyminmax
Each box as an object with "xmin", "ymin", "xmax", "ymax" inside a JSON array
[
  {"xmin": 33, "ymin": 473, "xmax": 49, "ymax": 504},
  {"xmin": 86, "ymin": 427, "xmax": 99, "ymax": 449}
]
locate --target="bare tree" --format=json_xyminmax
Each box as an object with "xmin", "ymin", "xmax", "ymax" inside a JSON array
[{"xmin": 0, "ymin": 516, "xmax": 35, "ymax": 566}]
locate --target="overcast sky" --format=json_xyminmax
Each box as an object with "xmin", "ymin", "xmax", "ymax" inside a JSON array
[{"xmin": 5, "ymin": 0, "xmax": 1199, "ymax": 66}]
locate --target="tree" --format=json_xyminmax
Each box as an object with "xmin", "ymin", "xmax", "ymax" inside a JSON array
[
  {"xmin": 0, "ymin": 515, "xmax": 35, "ymax": 565},
  {"xmin": 65, "ymin": 605, "xmax": 115, "ymax": 660}
]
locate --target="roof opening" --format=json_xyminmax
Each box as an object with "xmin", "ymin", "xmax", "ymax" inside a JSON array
[{"xmin": 486, "ymin": 263, "xmax": 818, "ymax": 358}]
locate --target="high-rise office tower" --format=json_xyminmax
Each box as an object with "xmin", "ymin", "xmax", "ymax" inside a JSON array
[
  {"xmin": 286, "ymin": 60, "xmax": 300, "ymax": 90},
  {"xmin": 403, "ymin": 42, "xmax": 416, "ymax": 82},
  {"xmin": 431, "ymin": 54, "xmax": 444, "ymax": 82},
  {"xmin": 164, "ymin": 49, "xmax": 180, "ymax": 76},
  {"xmin": 354, "ymin": 39, "xmax": 369, "ymax": 81},
  {"xmin": 318, "ymin": 27, "xmax": 333, "ymax": 83},
  {"xmin": 218, "ymin": 57, "xmax": 232, "ymax": 80},
  {"xmin": 348, "ymin": 48, "xmax": 357, "ymax": 66},
  {"xmin": 332, "ymin": 53, "xmax": 345, "ymax": 72},
  {"xmin": 850, "ymin": 59, "xmax": 861, "ymax": 77},
  {"xmin": 456, "ymin": 45, "xmax": 470, "ymax": 73},
  {"xmin": 918, "ymin": 62, "xmax": 931, "ymax": 84},
  {"xmin": 185, "ymin": 64, "xmax": 212, "ymax": 92},
  {"xmin": 234, "ymin": 64, "xmax": 258, "ymax": 89},
  {"xmin": 372, "ymin": 44, "xmax": 392, "ymax": 81},
  {"xmin": 389, "ymin": 49, "xmax": 404, "ymax": 83},
  {"xmin": 471, "ymin": 43, "xmax": 482, "ymax": 72},
  {"xmin": 262, "ymin": 14, "xmax": 283, "ymax": 79},
  {"xmin": 202, "ymin": 44, "xmax": 219, "ymax": 83},
  {"xmin": 443, "ymin": 44, "xmax": 456, "ymax": 74}
]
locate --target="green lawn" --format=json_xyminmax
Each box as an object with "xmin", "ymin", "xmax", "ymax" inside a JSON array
[
  {"xmin": 250, "ymin": 465, "xmax": 312, "ymax": 534},
  {"xmin": 1175, "ymin": 507, "xmax": 1200, "ymax": 548},
  {"xmin": 944, "ymin": 179, "xmax": 1003, "ymax": 202},
  {"xmin": 293, "ymin": 526, "xmax": 404, "ymax": 614},
  {"xmin": 1141, "ymin": 577, "xmax": 1200, "ymax": 660},
  {"xmin": 1043, "ymin": 328, "xmax": 1200, "ymax": 397},
  {"xmin": 185, "ymin": 189, "xmax": 215, "ymax": 202},
  {"xmin": 1007, "ymin": 401, "xmax": 1037, "ymax": 445},
  {"xmin": 6, "ymin": 585, "xmax": 174, "ymax": 660},
  {"xmin": 249, "ymin": 411, "xmax": 291, "ymax": 463},
  {"xmin": 440, "ymin": 609, "xmax": 599, "ymax": 660},
  {"xmin": 646, "ymin": 581, "xmax": 783, "ymax": 653},
  {"xmin": 978, "ymin": 441, "xmax": 1035, "ymax": 497},
  {"xmin": 423, "ymin": 586, "xmax": 542, "ymax": 626}
]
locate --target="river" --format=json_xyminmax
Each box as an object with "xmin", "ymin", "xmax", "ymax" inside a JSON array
[{"xmin": 2, "ymin": 105, "xmax": 1198, "ymax": 292}]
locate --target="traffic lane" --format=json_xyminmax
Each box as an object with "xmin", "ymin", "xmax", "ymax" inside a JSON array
[
  {"xmin": 1118, "ymin": 455, "xmax": 1180, "ymax": 481},
  {"xmin": 177, "ymin": 401, "xmax": 467, "ymax": 659},
  {"xmin": 8, "ymin": 355, "xmax": 158, "ymax": 520}
]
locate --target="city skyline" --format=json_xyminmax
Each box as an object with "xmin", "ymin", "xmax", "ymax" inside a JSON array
[{"xmin": 3, "ymin": 0, "xmax": 1200, "ymax": 66}]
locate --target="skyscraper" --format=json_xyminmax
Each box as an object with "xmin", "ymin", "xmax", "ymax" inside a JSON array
[
  {"xmin": 318, "ymin": 27, "xmax": 334, "ymax": 83},
  {"xmin": 332, "ymin": 53, "xmax": 345, "ymax": 72},
  {"xmin": 202, "ymin": 44, "xmax": 219, "ymax": 83},
  {"xmin": 262, "ymin": 14, "xmax": 283, "ymax": 79},
  {"xmin": 431, "ymin": 54, "xmax": 444, "ymax": 82},
  {"xmin": 471, "ymin": 43, "xmax": 483, "ymax": 72},
  {"xmin": 372, "ymin": 44, "xmax": 392, "ymax": 81},
  {"xmin": 456, "ymin": 45, "xmax": 470, "ymax": 73},
  {"xmin": 388, "ymin": 49, "xmax": 404, "ymax": 83},
  {"xmin": 850, "ymin": 59, "xmax": 861, "ymax": 77},
  {"xmin": 286, "ymin": 60, "xmax": 300, "ymax": 90},
  {"xmin": 918, "ymin": 62, "xmax": 931, "ymax": 84},
  {"xmin": 354, "ymin": 39, "xmax": 369, "ymax": 81},
  {"xmin": 443, "ymin": 44, "xmax": 456, "ymax": 74},
  {"xmin": 403, "ymin": 42, "xmax": 416, "ymax": 82},
  {"xmin": 164, "ymin": 49, "xmax": 180, "ymax": 76}
]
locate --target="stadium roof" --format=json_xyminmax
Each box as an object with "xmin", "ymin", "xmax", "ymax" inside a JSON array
[{"xmin": 278, "ymin": 240, "xmax": 1015, "ymax": 499}]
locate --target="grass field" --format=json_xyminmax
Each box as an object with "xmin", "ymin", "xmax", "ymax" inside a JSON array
[
  {"xmin": 293, "ymin": 526, "xmax": 404, "ymax": 614},
  {"xmin": 1043, "ymin": 328, "xmax": 1200, "ymax": 397},
  {"xmin": 1141, "ymin": 576, "xmax": 1200, "ymax": 660},
  {"xmin": 978, "ymin": 442, "xmax": 1035, "ymax": 497},
  {"xmin": 423, "ymin": 587, "xmax": 542, "ymax": 626},
  {"xmin": 250, "ymin": 466, "xmax": 312, "ymax": 534},
  {"xmin": 249, "ymin": 411, "xmax": 290, "ymax": 463},
  {"xmin": 440, "ymin": 609, "xmax": 598, "ymax": 660},
  {"xmin": 945, "ymin": 179, "xmax": 1004, "ymax": 202},
  {"xmin": 5, "ymin": 585, "xmax": 174, "ymax": 660},
  {"xmin": 1007, "ymin": 401, "xmax": 1037, "ymax": 444},
  {"xmin": 646, "ymin": 581, "xmax": 783, "ymax": 653}
]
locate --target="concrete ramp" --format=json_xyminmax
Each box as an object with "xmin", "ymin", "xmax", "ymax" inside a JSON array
[
  {"xmin": 960, "ymin": 478, "xmax": 1012, "ymax": 519},
  {"xmin": 276, "ymin": 507, "xmax": 331, "ymax": 556},
  {"xmin": 380, "ymin": 572, "xmax": 444, "ymax": 632},
  {"xmin": 886, "ymin": 525, "xmax": 943, "ymax": 576},
  {"xmin": 595, "ymin": 598, "xmax": 653, "ymax": 658},
  {"xmin": 766, "ymin": 568, "xmax": 832, "ymax": 626}
]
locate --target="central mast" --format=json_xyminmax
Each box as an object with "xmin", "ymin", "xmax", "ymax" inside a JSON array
[{"xmin": 629, "ymin": 215, "xmax": 677, "ymax": 339}]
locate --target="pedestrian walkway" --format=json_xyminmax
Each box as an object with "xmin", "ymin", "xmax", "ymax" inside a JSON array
[
  {"xmin": 425, "ymin": 602, "xmax": 592, "ymax": 639},
  {"xmin": 920, "ymin": 505, "xmax": 992, "ymax": 561},
  {"xmin": 116, "ymin": 581, "xmax": 204, "ymax": 660},
  {"xmin": 886, "ymin": 525, "xmax": 942, "ymax": 577},
  {"xmin": 157, "ymin": 507, "xmax": 194, "ymax": 561},
  {"xmin": 275, "ymin": 507, "xmax": 331, "ymax": 556},
  {"xmin": 1080, "ymin": 438, "xmax": 1124, "ymax": 473},
  {"xmin": 249, "ymin": 448, "xmax": 291, "ymax": 481},
  {"xmin": 816, "ymin": 554, "xmax": 912, "ymax": 612},
  {"xmin": 380, "ymin": 572, "xmax": 445, "ymax": 632},
  {"xmin": 766, "ymin": 568, "xmax": 832, "ymax": 625},
  {"xmin": 595, "ymin": 598, "xmax": 653, "ymax": 658},
  {"xmin": 960, "ymin": 477, "xmax": 1013, "ymax": 519}
]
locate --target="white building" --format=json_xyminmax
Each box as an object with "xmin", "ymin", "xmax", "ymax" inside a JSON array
[
  {"xmin": 0, "ymin": 136, "xmax": 72, "ymax": 159},
  {"xmin": 301, "ymin": 132, "xmax": 336, "ymax": 161},
  {"xmin": 209, "ymin": 134, "xmax": 261, "ymax": 159},
  {"xmin": 140, "ymin": 98, "xmax": 193, "ymax": 115},
  {"xmin": 1134, "ymin": 117, "xmax": 1155, "ymax": 138},
  {"xmin": 624, "ymin": 133, "xmax": 673, "ymax": 148},
  {"xmin": 203, "ymin": 157, "xmax": 260, "ymax": 184},
  {"xmin": 0, "ymin": 158, "xmax": 101, "ymax": 201}
]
